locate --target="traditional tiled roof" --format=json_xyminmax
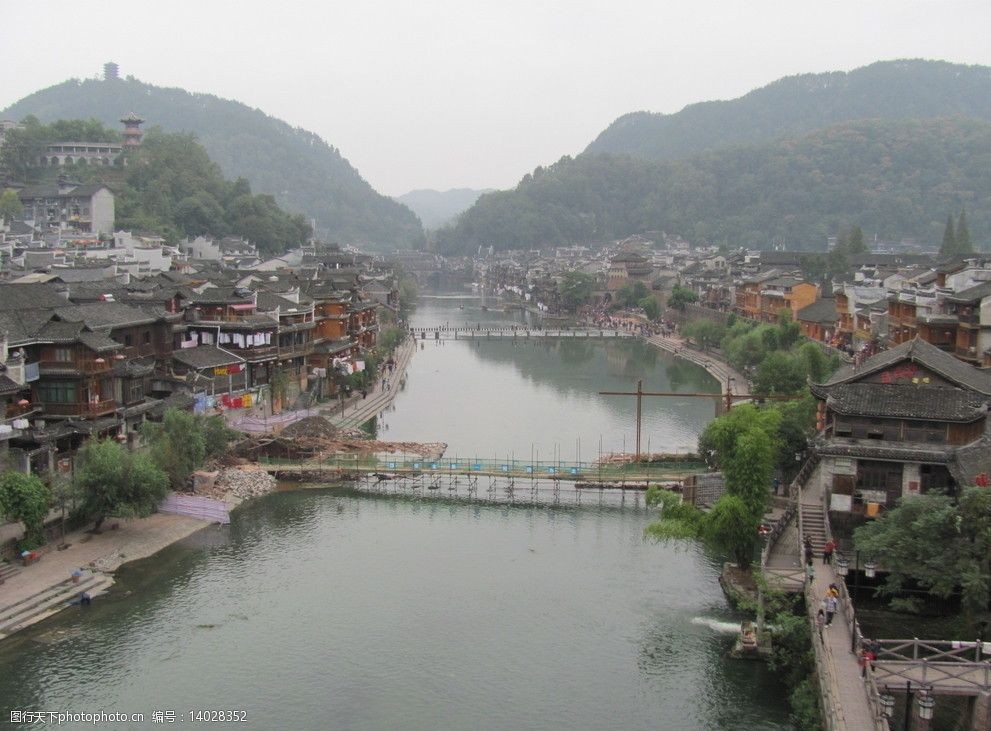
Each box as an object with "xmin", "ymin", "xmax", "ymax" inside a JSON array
[
  {"xmin": 816, "ymin": 440, "xmax": 951, "ymax": 463},
  {"xmin": 54, "ymin": 302, "xmax": 159, "ymax": 330},
  {"xmin": 0, "ymin": 284, "xmax": 66, "ymax": 311},
  {"xmin": 810, "ymin": 382, "xmax": 987, "ymax": 421},
  {"xmin": 0, "ymin": 374, "xmax": 24, "ymax": 395},
  {"xmin": 797, "ymin": 298, "xmax": 837, "ymax": 324},
  {"xmin": 821, "ymin": 337, "xmax": 991, "ymax": 395},
  {"xmin": 78, "ymin": 330, "xmax": 123, "ymax": 352},
  {"xmin": 945, "ymin": 281, "xmax": 991, "ymax": 303},
  {"xmin": 172, "ymin": 346, "xmax": 244, "ymax": 370},
  {"xmin": 949, "ymin": 438, "xmax": 991, "ymax": 486}
]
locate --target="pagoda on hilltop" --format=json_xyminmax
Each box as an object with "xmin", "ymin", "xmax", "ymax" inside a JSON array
[{"xmin": 120, "ymin": 112, "xmax": 145, "ymax": 150}]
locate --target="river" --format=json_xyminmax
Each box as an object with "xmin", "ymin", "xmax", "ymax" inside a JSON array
[{"xmin": 0, "ymin": 294, "xmax": 792, "ymax": 730}]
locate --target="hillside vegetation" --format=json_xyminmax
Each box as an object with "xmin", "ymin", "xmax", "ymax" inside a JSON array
[
  {"xmin": 2, "ymin": 118, "xmax": 311, "ymax": 252},
  {"xmin": 436, "ymin": 118, "xmax": 991, "ymax": 253},
  {"xmin": 586, "ymin": 60, "xmax": 991, "ymax": 161},
  {"xmin": 3, "ymin": 76, "xmax": 424, "ymax": 249}
]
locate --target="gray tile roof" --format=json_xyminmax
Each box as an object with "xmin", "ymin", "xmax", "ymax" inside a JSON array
[
  {"xmin": 797, "ymin": 298, "xmax": 838, "ymax": 324},
  {"xmin": 0, "ymin": 283, "xmax": 67, "ymax": 311},
  {"xmin": 172, "ymin": 346, "xmax": 244, "ymax": 370},
  {"xmin": 78, "ymin": 330, "xmax": 122, "ymax": 352},
  {"xmin": 946, "ymin": 281, "xmax": 991, "ymax": 303},
  {"xmin": 821, "ymin": 337, "xmax": 991, "ymax": 395},
  {"xmin": 54, "ymin": 302, "xmax": 159, "ymax": 330},
  {"xmin": 811, "ymin": 382, "xmax": 988, "ymax": 421}
]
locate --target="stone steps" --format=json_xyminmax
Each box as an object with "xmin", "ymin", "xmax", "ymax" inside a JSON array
[
  {"xmin": 0, "ymin": 562, "xmax": 21, "ymax": 583},
  {"xmin": 0, "ymin": 572, "xmax": 110, "ymax": 638}
]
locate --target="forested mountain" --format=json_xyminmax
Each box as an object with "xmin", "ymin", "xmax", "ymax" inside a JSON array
[
  {"xmin": 586, "ymin": 60, "xmax": 991, "ymax": 161},
  {"xmin": 436, "ymin": 118, "xmax": 991, "ymax": 253},
  {"xmin": 395, "ymin": 188, "xmax": 493, "ymax": 229},
  {"xmin": 2, "ymin": 76, "xmax": 424, "ymax": 249}
]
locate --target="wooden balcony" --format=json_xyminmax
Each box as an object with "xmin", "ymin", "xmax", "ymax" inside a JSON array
[
  {"xmin": 38, "ymin": 359, "xmax": 113, "ymax": 375},
  {"xmin": 42, "ymin": 399, "xmax": 117, "ymax": 418}
]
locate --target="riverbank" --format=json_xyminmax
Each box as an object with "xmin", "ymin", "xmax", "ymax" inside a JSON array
[
  {"xmin": 0, "ymin": 513, "xmax": 212, "ymax": 640},
  {"xmin": 323, "ymin": 336, "xmax": 416, "ymax": 429},
  {"xmin": 646, "ymin": 333, "xmax": 750, "ymax": 395}
]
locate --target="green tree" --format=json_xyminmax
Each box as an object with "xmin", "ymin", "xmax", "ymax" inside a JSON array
[
  {"xmin": 753, "ymin": 351, "xmax": 807, "ymax": 396},
  {"xmin": 639, "ymin": 296, "xmax": 660, "ymax": 320},
  {"xmin": 202, "ymin": 415, "xmax": 237, "ymax": 459},
  {"xmin": 776, "ymin": 309, "xmax": 801, "ymax": 349},
  {"xmin": 0, "ymin": 472, "xmax": 51, "ymax": 549},
  {"xmin": 698, "ymin": 404, "xmax": 780, "ymax": 469},
  {"xmin": 74, "ymin": 439, "xmax": 169, "ymax": 532},
  {"xmin": 701, "ymin": 494, "xmax": 763, "ymax": 570},
  {"xmin": 666, "ymin": 285, "xmax": 698, "ymax": 311},
  {"xmin": 940, "ymin": 214, "xmax": 957, "ymax": 257},
  {"xmin": 796, "ymin": 341, "xmax": 830, "ymax": 382},
  {"xmin": 0, "ymin": 189, "xmax": 24, "ymax": 224},
  {"xmin": 847, "ymin": 225, "xmax": 867, "ymax": 254},
  {"xmin": 854, "ymin": 487, "xmax": 991, "ymax": 633},
  {"xmin": 683, "ymin": 320, "xmax": 726, "ymax": 350},
  {"xmin": 723, "ymin": 428, "xmax": 776, "ymax": 516},
  {"xmin": 957, "ymin": 208, "xmax": 973, "ymax": 254},
  {"xmin": 558, "ymin": 271, "xmax": 595, "ymax": 312},
  {"xmin": 144, "ymin": 409, "xmax": 207, "ymax": 491}
]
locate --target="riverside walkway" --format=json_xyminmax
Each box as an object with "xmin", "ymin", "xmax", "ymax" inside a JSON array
[
  {"xmin": 322, "ymin": 337, "xmax": 416, "ymax": 429},
  {"xmin": 763, "ymin": 464, "xmax": 991, "ymax": 730}
]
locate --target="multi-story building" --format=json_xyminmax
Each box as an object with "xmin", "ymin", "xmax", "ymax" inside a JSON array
[
  {"xmin": 811, "ymin": 338, "xmax": 991, "ymax": 517},
  {"xmin": 757, "ymin": 276, "xmax": 818, "ymax": 323},
  {"xmin": 16, "ymin": 180, "xmax": 115, "ymax": 236}
]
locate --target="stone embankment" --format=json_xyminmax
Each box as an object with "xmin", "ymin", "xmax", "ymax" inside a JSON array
[{"xmin": 646, "ymin": 334, "xmax": 750, "ymax": 395}]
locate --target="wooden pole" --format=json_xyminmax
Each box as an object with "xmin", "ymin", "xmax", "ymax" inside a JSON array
[{"xmin": 635, "ymin": 379, "xmax": 642, "ymax": 461}]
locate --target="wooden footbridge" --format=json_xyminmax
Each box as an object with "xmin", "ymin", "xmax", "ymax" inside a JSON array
[
  {"xmin": 411, "ymin": 325, "xmax": 635, "ymax": 340},
  {"xmin": 258, "ymin": 454, "xmax": 704, "ymax": 484}
]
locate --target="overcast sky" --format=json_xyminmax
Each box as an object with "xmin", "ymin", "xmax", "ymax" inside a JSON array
[{"xmin": 3, "ymin": 1, "xmax": 991, "ymax": 197}]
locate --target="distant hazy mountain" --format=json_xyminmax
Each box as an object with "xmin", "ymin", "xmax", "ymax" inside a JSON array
[
  {"xmin": 586, "ymin": 60, "xmax": 991, "ymax": 161},
  {"xmin": 395, "ymin": 188, "xmax": 494, "ymax": 229},
  {"xmin": 436, "ymin": 118, "xmax": 991, "ymax": 253},
  {"xmin": 3, "ymin": 76, "xmax": 425, "ymax": 249}
]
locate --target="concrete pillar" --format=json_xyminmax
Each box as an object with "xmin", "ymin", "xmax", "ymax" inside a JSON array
[{"xmin": 970, "ymin": 692, "xmax": 991, "ymax": 731}]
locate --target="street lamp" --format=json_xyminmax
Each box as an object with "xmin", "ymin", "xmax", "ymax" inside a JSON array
[
  {"xmin": 864, "ymin": 561, "xmax": 877, "ymax": 579},
  {"xmin": 836, "ymin": 557, "xmax": 849, "ymax": 577},
  {"xmin": 879, "ymin": 694, "xmax": 895, "ymax": 719},
  {"xmin": 917, "ymin": 691, "xmax": 935, "ymax": 721}
]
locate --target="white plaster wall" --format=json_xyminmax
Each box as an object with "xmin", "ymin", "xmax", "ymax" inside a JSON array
[
  {"xmin": 902, "ymin": 462, "xmax": 921, "ymax": 498},
  {"xmin": 90, "ymin": 188, "xmax": 115, "ymax": 235}
]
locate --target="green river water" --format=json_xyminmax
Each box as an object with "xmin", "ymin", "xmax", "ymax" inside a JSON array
[{"xmin": 0, "ymin": 294, "xmax": 792, "ymax": 730}]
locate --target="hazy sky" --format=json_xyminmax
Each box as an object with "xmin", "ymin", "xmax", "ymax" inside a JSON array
[{"xmin": 3, "ymin": 1, "xmax": 991, "ymax": 197}]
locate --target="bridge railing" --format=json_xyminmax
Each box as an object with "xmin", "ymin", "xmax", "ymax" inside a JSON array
[{"xmin": 258, "ymin": 452, "xmax": 705, "ymax": 481}]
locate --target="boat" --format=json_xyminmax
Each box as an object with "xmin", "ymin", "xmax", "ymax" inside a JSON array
[{"xmin": 731, "ymin": 620, "xmax": 761, "ymax": 658}]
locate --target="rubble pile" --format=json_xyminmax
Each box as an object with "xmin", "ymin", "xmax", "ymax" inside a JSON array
[
  {"xmin": 281, "ymin": 416, "xmax": 338, "ymax": 440},
  {"xmin": 214, "ymin": 467, "xmax": 277, "ymax": 500}
]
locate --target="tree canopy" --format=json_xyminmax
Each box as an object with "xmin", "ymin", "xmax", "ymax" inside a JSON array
[
  {"xmin": 75, "ymin": 439, "xmax": 169, "ymax": 532},
  {"xmin": 436, "ymin": 117, "xmax": 991, "ymax": 253},
  {"xmin": 854, "ymin": 487, "xmax": 991, "ymax": 633},
  {"xmin": 0, "ymin": 472, "xmax": 51, "ymax": 549}
]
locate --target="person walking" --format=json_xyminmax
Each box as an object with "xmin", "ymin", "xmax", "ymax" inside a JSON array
[
  {"xmin": 804, "ymin": 537, "xmax": 814, "ymax": 566},
  {"xmin": 825, "ymin": 594, "xmax": 838, "ymax": 626},
  {"xmin": 823, "ymin": 538, "xmax": 836, "ymax": 565},
  {"xmin": 816, "ymin": 609, "xmax": 826, "ymax": 641}
]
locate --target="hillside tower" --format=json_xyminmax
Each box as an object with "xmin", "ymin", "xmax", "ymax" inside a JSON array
[
  {"xmin": 120, "ymin": 112, "xmax": 144, "ymax": 150},
  {"xmin": 103, "ymin": 62, "xmax": 119, "ymax": 81}
]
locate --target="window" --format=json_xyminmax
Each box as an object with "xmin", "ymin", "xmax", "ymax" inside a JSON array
[
  {"xmin": 126, "ymin": 379, "xmax": 144, "ymax": 404},
  {"xmin": 143, "ymin": 331, "xmax": 151, "ymax": 345},
  {"xmin": 37, "ymin": 381, "xmax": 77, "ymax": 403},
  {"xmin": 124, "ymin": 334, "xmax": 133, "ymax": 347},
  {"xmin": 54, "ymin": 347, "xmax": 72, "ymax": 362}
]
